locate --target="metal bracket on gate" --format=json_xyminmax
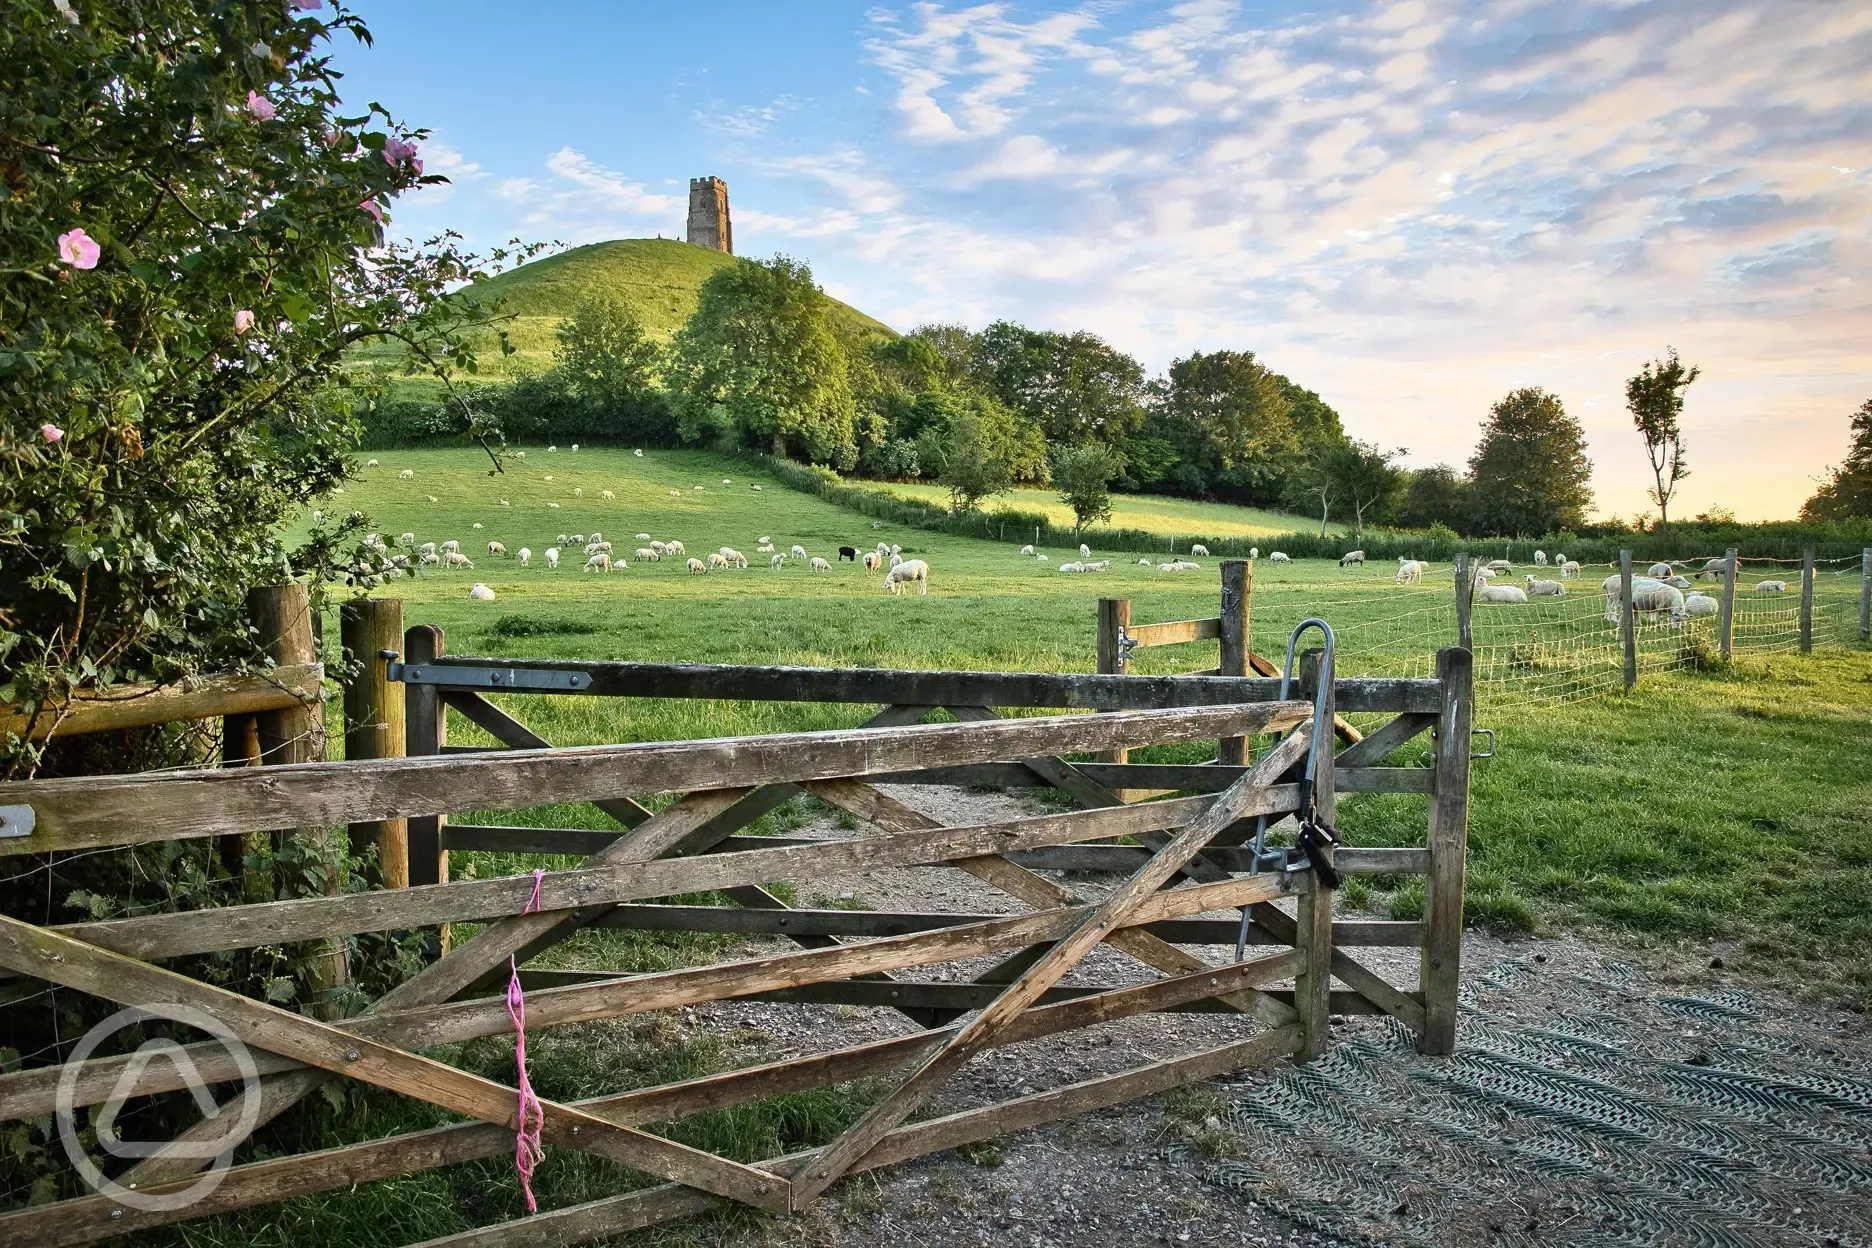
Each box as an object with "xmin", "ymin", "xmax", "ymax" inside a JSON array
[
  {"xmin": 1112, "ymin": 625, "xmax": 1140, "ymax": 669},
  {"xmin": 1470, "ymin": 727, "xmax": 1496, "ymax": 759},
  {"xmin": 386, "ymin": 663, "xmax": 592, "ymax": 692},
  {"xmin": 0, "ymin": 805, "xmax": 36, "ymax": 839}
]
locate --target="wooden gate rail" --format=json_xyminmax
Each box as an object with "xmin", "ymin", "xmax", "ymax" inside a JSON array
[{"xmin": 0, "ymin": 646, "xmax": 1472, "ymax": 1246}]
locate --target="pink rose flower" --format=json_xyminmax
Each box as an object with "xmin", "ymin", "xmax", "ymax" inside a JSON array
[
  {"xmin": 42, "ymin": 424, "xmax": 64, "ymax": 444},
  {"xmin": 57, "ymin": 228, "xmax": 100, "ymax": 270},
  {"xmin": 246, "ymin": 91, "xmax": 276, "ymax": 121},
  {"xmin": 359, "ymin": 198, "xmax": 385, "ymax": 225},
  {"xmin": 234, "ymin": 309, "xmax": 256, "ymax": 335},
  {"xmin": 383, "ymin": 136, "xmax": 419, "ymax": 170},
  {"xmin": 291, "ymin": 0, "xmax": 322, "ymax": 9}
]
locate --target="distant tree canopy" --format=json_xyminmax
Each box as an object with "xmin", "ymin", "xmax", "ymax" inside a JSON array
[
  {"xmin": 1152, "ymin": 349, "xmax": 1297, "ymax": 501},
  {"xmin": 970, "ymin": 321, "xmax": 1147, "ymax": 449},
  {"xmin": 909, "ymin": 391, "xmax": 1045, "ymax": 514},
  {"xmin": 1052, "ymin": 442, "xmax": 1125, "ymax": 533},
  {"xmin": 1801, "ymin": 398, "xmax": 1872, "ymax": 521},
  {"xmin": 1394, "ymin": 464, "xmax": 1470, "ymax": 531},
  {"xmin": 1468, "ymin": 387, "xmax": 1594, "ymax": 536}
]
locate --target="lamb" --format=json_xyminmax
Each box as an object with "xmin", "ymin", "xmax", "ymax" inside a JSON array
[
  {"xmin": 426, "ymin": 495, "xmax": 439, "ymax": 503},
  {"xmin": 721, "ymin": 479, "xmax": 732, "ymax": 486},
  {"xmin": 770, "ymin": 553, "xmax": 786, "ymax": 569},
  {"xmin": 1036, "ymin": 553, "xmax": 1048, "ymax": 562},
  {"xmin": 569, "ymin": 535, "xmax": 585, "ymax": 546},
  {"xmin": 1395, "ymin": 559, "xmax": 1426, "ymax": 585},
  {"xmin": 1479, "ymin": 584, "xmax": 1528, "ymax": 604},
  {"xmin": 1157, "ymin": 561, "xmax": 1199, "ymax": 572},
  {"xmin": 558, "ymin": 534, "xmax": 570, "ymax": 546},
  {"xmin": 791, "ymin": 544, "xmax": 808, "ymax": 562},
  {"xmin": 668, "ymin": 490, "xmax": 680, "ymax": 498},
  {"xmin": 399, "ymin": 532, "xmax": 416, "ymax": 547},
  {"xmin": 471, "ymin": 522, "xmax": 483, "ymax": 530},
  {"xmin": 1648, "ymin": 561, "xmax": 1674, "ymax": 579},
  {"xmin": 1080, "ymin": 544, "xmax": 1091, "ymax": 559},
  {"xmin": 500, "ymin": 499, "xmax": 510, "ymax": 507},
  {"xmin": 398, "ymin": 469, "xmax": 414, "ymax": 480},
  {"xmin": 1087, "ymin": 560, "xmax": 1111, "ymax": 571},
  {"xmin": 890, "ymin": 545, "xmax": 901, "ymax": 555},
  {"xmin": 1685, "ymin": 592, "xmax": 1719, "ymax": 617},
  {"xmin": 877, "ymin": 542, "xmax": 891, "ymax": 555},
  {"xmin": 686, "ymin": 557, "xmax": 707, "ymax": 574},
  {"xmin": 584, "ymin": 552, "xmax": 615, "ymax": 573},
  {"xmin": 839, "ymin": 546, "xmax": 858, "ymax": 562},
  {"xmin": 883, "ymin": 559, "xmax": 930, "ymax": 595},
  {"xmin": 544, "ymin": 547, "xmax": 560, "ymax": 569},
  {"xmin": 487, "ymin": 541, "xmax": 507, "ymax": 557},
  {"xmin": 1534, "ymin": 550, "xmax": 1547, "ymax": 566},
  {"xmin": 1755, "ymin": 580, "xmax": 1787, "ymax": 594},
  {"xmin": 756, "ymin": 544, "xmax": 775, "ymax": 554},
  {"xmin": 589, "ymin": 532, "xmax": 602, "ymax": 542},
  {"xmin": 1698, "ymin": 557, "xmax": 1730, "ymax": 580},
  {"xmin": 888, "ymin": 552, "xmax": 903, "ymax": 568},
  {"xmin": 863, "ymin": 551, "xmax": 883, "ymax": 572},
  {"xmin": 1554, "ymin": 553, "xmax": 1567, "ymax": 567},
  {"xmin": 809, "ymin": 556, "xmax": 832, "ymax": 573},
  {"xmin": 517, "ymin": 548, "xmax": 531, "ymax": 567},
  {"xmin": 418, "ymin": 552, "xmax": 439, "ymax": 569},
  {"xmin": 751, "ymin": 485, "xmax": 762, "ymax": 491},
  {"xmin": 634, "ymin": 449, "xmax": 644, "ymax": 457},
  {"xmin": 1269, "ymin": 552, "xmax": 1291, "ymax": 564},
  {"xmin": 514, "ymin": 451, "xmax": 526, "ymax": 458},
  {"xmin": 548, "ymin": 502, "xmax": 561, "ymax": 509},
  {"xmin": 1524, "ymin": 575, "xmax": 1565, "ymax": 597},
  {"xmin": 666, "ymin": 541, "xmax": 686, "ymax": 556},
  {"xmin": 439, "ymin": 540, "xmax": 460, "ymax": 554},
  {"xmin": 708, "ymin": 552, "xmax": 729, "ymax": 570},
  {"xmin": 1559, "ymin": 560, "xmax": 1582, "ymax": 578},
  {"xmin": 635, "ymin": 548, "xmax": 659, "ymax": 563},
  {"xmin": 1057, "ymin": 561, "xmax": 1087, "ymax": 573},
  {"xmin": 443, "ymin": 551, "xmax": 473, "ymax": 570},
  {"xmin": 1020, "ymin": 544, "xmax": 1035, "ymax": 556},
  {"xmin": 548, "ymin": 445, "xmax": 556, "ymax": 453},
  {"xmin": 692, "ymin": 485, "xmax": 705, "ymax": 492},
  {"xmin": 637, "ymin": 533, "xmax": 652, "ymax": 542},
  {"xmin": 649, "ymin": 540, "xmax": 667, "ymax": 555},
  {"xmin": 468, "ymin": 582, "xmax": 495, "ymax": 602},
  {"xmin": 585, "ymin": 541, "xmax": 612, "ymax": 555},
  {"xmin": 1339, "ymin": 550, "xmax": 1365, "ymax": 567}
]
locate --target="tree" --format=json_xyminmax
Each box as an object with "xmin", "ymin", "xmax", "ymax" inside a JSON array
[
  {"xmin": 1626, "ymin": 347, "xmax": 1700, "ymax": 524},
  {"xmin": 1395, "ymin": 464, "xmax": 1471, "ymax": 532},
  {"xmin": 1467, "ymin": 388, "xmax": 1594, "ymax": 535},
  {"xmin": 969, "ymin": 321, "xmax": 1145, "ymax": 448},
  {"xmin": 1800, "ymin": 398, "xmax": 1872, "ymax": 520},
  {"xmin": 1052, "ymin": 443, "xmax": 1125, "ymax": 533},
  {"xmin": 667, "ymin": 255, "xmax": 856, "ymax": 462},
  {"xmin": 908, "ymin": 392, "xmax": 1043, "ymax": 513},
  {"xmin": 555, "ymin": 294, "xmax": 661, "ymax": 415},
  {"xmin": 1153, "ymin": 350, "xmax": 1296, "ymax": 500},
  {"xmin": 1315, "ymin": 440, "xmax": 1406, "ymax": 541}
]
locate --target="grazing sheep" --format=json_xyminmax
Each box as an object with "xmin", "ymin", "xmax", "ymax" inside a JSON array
[
  {"xmin": 585, "ymin": 542, "xmax": 612, "ymax": 555},
  {"xmin": 863, "ymin": 551, "xmax": 883, "ymax": 572},
  {"xmin": 427, "ymin": 495, "xmax": 439, "ymax": 503},
  {"xmin": 548, "ymin": 502, "xmax": 561, "ymax": 509},
  {"xmin": 888, "ymin": 552, "xmax": 903, "ymax": 568},
  {"xmin": 469, "ymin": 582, "xmax": 495, "ymax": 602},
  {"xmin": 708, "ymin": 552, "xmax": 729, "ymax": 570},
  {"xmin": 839, "ymin": 546, "xmax": 858, "ymax": 562},
  {"xmin": 884, "ymin": 559, "xmax": 930, "ymax": 595},
  {"xmin": 544, "ymin": 547, "xmax": 560, "ymax": 569},
  {"xmin": 1485, "ymin": 559, "xmax": 1512, "ymax": 573},
  {"xmin": 418, "ymin": 542, "xmax": 437, "ymax": 557},
  {"xmin": 751, "ymin": 485, "xmax": 762, "ymax": 491},
  {"xmin": 584, "ymin": 552, "xmax": 614, "ymax": 573},
  {"xmin": 725, "ymin": 548, "xmax": 749, "ymax": 568},
  {"xmin": 1698, "ymin": 557, "xmax": 1730, "ymax": 580},
  {"xmin": 637, "ymin": 533, "xmax": 653, "ymax": 542},
  {"xmin": 1755, "ymin": 580, "xmax": 1787, "ymax": 594},
  {"xmin": 770, "ymin": 553, "xmax": 786, "ymax": 569},
  {"xmin": 669, "ymin": 490, "xmax": 680, "ymax": 498},
  {"xmin": 399, "ymin": 532, "xmax": 416, "ymax": 547},
  {"xmin": 440, "ymin": 540, "xmax": 460, "ymax": 554},
  {"xmin": 635, "ymin": 548, "xmax": 658, "ymax": 563},
  {"xmin": 589, "ymin": 531, "xmax": 602, "ymax": 542},
  {"xmin": 666, "ymin": 541, "xmax": 686, "ymax": 556},
  {"xmin": 809, "ymin": 556, "xmax": 832, "ymax": 573},
  {"xmin": 366, "ymin": 458, "xmax": 379, "ymax": 468},
  {"xmin": 1020, "ymin": 544, "xmax": 1035, "ymax": 557},
  {"xmin": 634, "ymin": 448, "xmax": 644, "ymax": 457},
  {"xmin": 398, "ymin": 469, "xmax": 414, "ymax": 480},
  {"xmin": 1079, "ymin": 543, "xmax": 1091, "ymax": 559},
  {"xmin": 1479, "ymin": 584, "xmax": 1528, "ymax": 604},
  {"xmin": 1554, "ymin": 553, "xmax": 1567, "ymax": 566},
  {"xmin": 487, "ymin": 541, "xmax": 507, "ymax": 557},
  {"xmin": 1601, "ymin": 574, "xmax": 1686, "ymax": 625},
  {"xmin": 722, "ymin": 478, "xmax": 732, "ymax": 486},
  {"xmin": 548, "ymin": 445, "xmax": 556, "ymax": 452},
  {"xmin": 518, "ymin": 548, "xmax": 531, "ymax": 567},
  {"xmin": 1560, "ymin": 560, "xmax": 1582, "ymax": 578},
  {"xmin": 500, "ymin": 499, "xmax": 510, "ymax": 507},
  {"xmin": 1685, "ymin": 592, "xmax": 1719, "ymax": 617},
  {"xmin": 692, "ymin": 485, "xmax": 705, "ymax": 492},
  {"xmin": 472, "ymin": 522, "xmax": 484, "ymax": 530},
  {"xmin": 569, "ymin": 535, "xmax": 586, "ymax": 546},
  {"xmin": 443, "ymin": 552, "xmax": 473, "ymax": 570},
  {"xmin": 418, "ymin": 552, "xmax": 439, "ymax": 569},
  {"xmin": 1648, "ymin": 561, "xmax": 1674, "ymax": 578},
  {"xmin": 1269, "ymin": 552, "xmax": 1291, "ymax": 564},
  {"xmin": 1396, "ymin": 559, "xmax": 1426, "ymax": 585},
  {"xmin": 1534, "ymin": 550, "xmax": 1547, "ymax": 566},
  {"xmin": 791, "ymin": 544, "xmax": 808, "ymax": 562},
  {"xmin": 1249, "ymin": 547, "xmax": 1259, "ymax": 559},
  {"xmin": 756, "ymin": 544, "xmax": 775, "ymax": 554},
  {"xmin": 1340, "ymin": 550, "xmax": 1366, "ymax": 567},
  {"xmin": 1524, "ymin": 575, "xmax": 1565, "ymax": 597},
  {"xmin": 686, "ymin": 557, "xmax": 707, "ymax": 574}
]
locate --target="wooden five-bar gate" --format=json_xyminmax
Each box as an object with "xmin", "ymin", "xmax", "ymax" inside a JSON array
[{"xmin": 0, "ymin": 631, "xmax": 1473, "ymax": 1247}]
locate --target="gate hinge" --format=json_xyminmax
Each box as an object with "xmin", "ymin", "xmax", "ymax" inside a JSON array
[{"xmin": 386, "ymin": 663, "xmax": 592, "ymax": 692}]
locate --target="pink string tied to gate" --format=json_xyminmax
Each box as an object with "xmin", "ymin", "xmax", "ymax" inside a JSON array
[{"xmin": 506, "ymin": 868, "xmax": 547, "ymax": 1213}]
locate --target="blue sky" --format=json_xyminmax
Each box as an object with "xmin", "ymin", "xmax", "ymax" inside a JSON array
[{"xmin": 339, "ymin": 0, "xmax": 1872, "ymax": 520}]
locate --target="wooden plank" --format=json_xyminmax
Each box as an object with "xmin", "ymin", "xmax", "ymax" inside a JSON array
[
  {"xmin": 1004, "ymin": 845, "xmax": 1428, "ymax": 876},
  {"xmin": 0, "ymin": 700, "xmax": 1308, "ymax": 855},
  {"xmin": 1333, "ymin": 713, "xmax": 1436, "ymax": 769},
  {"xmin": 0, "ymin": 915, "xmax": 792, "ymax": 1211},
  {"xmin": 872, "ymin": 760, "xmax": 1431, "ymax": 794},
  {"xmin": 1218, "ymin": 560, "xmax": 1251, "ymax": 765},
  {"xmin": 441, "ymin": 691, "xmax": 656, "ymax": 831},
  {"xmin": 443, "ymin": 824, "xmax": 626, "ymax": 855},
  {"xmin": 789, "ymin": 730, "xmax": 1312, "ymax": 1206},
  {"xmin": 1128, "ymin": 617, "xmax": 1221, "ymax": 648},
  {"xmin": 1421, "ymin": 647, "xmax": 1473, "ymax": 1055},
  {"xmin": 0, "ymin": 664, "xmax": 323, "ymax": 743},
  {"xmin": 409, "ymin": 657, "xmax": 1443, "ymax": 714}
]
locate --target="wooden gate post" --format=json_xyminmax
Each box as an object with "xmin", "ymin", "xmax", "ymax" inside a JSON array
[
  {"xmin": 404, "ymin": 624, "xmax": 449, "ymax": 902},
  {"xmin": 248, "ymin": 583, "xmax": 350, "ymax": 1018},
  {"xmin": 1094, "ymin": 597, "xmax": 1131, "ymax": 764},
  {"xmin": 1421, "ymin": 646, "xmax": 1473, "ymax": 1055},
  {"xmin": 1217, "ymin": 560, "xmax": 1252, "ymax": 766},
  {"xmin": 1720, "ymin": 547, "xmax": 1739, "ymax": 659},
  {"xmin": 1799, "ymin": 548, "xmax": 1815, "ymax": 653},
  {"xmin": 1453, "ymin": 554, "xmax": 1473, "ymax": 651},
  {"xmin": 1619, "ymin": 549, "xmax": 1637, "ymax": 690},
  {"xmin": 1861, "ymin": 548, "xmax": 1871, "ymax": 643},
  {"xmin": 341, "ymin": 598, "xmax": 408, "ymax": 888},
  {"xmin": 1294, "ymin": 647, "xmax": 1336, "ymax": 1061},
  {"xmin": 218, "ymin": 713, "xmax": 267, "ymax": 900}
]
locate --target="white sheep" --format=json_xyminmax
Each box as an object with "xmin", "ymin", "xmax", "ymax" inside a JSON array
[
  {"xmin": 721, "ymin": 478, "xmax": 732, "ymax": 486},
  {"xmin": 573, "ymin": 487, "xmax": 583, "ymax": 498},
  {"xmin": 692, "ymin": 485, "xmax": 705, "ymax": 492},
  {"xmin": 418, "ymin": 541, "xmax": 437, "ymax": 557},
  {"xmin": 1560, "ymin": 560, "xmax": 1582, "ymax": 578},
  {"xmin": 1020, "ymin": 544, "xmax": 1035, "ymax": 557},
  {"xmin": 1191, "ymin": 544, "xmax": 1209, "ymax": 557},
  {"xmin": 1087, "ymin": 560, "xmax": 1111, "ymax": 571},
  {"xmin": 584, "ymin": 552, "xmax": 612, "ymax": 573},
  {"xmin": 585, "ymin": 541, "xmax": 612, "ymax": 555},
  {"xmin": 1036, "ymin": 553, "xmax": 1048, "ymax": 562},
  {"xmin": 770, "ymin": 553, "xmax": 786, "ymax": 569},
  {"xmin": 634, "ymin": 448, "xmax": 643, "ymax": 457},
  {"xmin": 500, "ymin": 499, "xmax": 510, "ymax": 508},
  {"xmin": 543, "ymin": 475, "xmax": 553, "ymax": 482},
  {"xmin": 468, "ymin": 582, "xmax": 495, "ymax": 602},
  {"xmin": 487, "ymin": 541, "xmax": 507, "ymax": 557},
  {"xmin": 1534, "ymin": 550, "xmax": 1547, "ymax": 566},
  {"xmin": 884, "ymin": 559, "xmax": 929, "ymax": 595},
  {"xmin": 637, "ymin": 533, "xmax": 653, "ymax": 541},
  {"xmin": 810, "ymin": 556, "xmax": 832, "ymax": 573},
  {"xmin": 517, "ymin": 548, "xmax": 531, "ymax": 567},
  {"xmin": 1138, "ymin": 557, "xmax": 1152, "ymax": 566},
  {"xmin": 439, "ymin": 539, "xmax": 460, "ymax": 554},
  {"xmin": 890, "ymin": 544, "xmax": 901, "ymax": 555},
  {"xmin": 1340, "ymin": 550, "xmax": 1366, "ymax": 567},
  {"xmin": 876, "ymin": 542, "xmax": 890, "ymax": 554},
  {"xmin": 418, "ymin": 552, "xmax": 439, "ymax": 569},
  {"xmin": 791, "ymin": 544, "xmax": 808, "ymax": 562},
  {"xmin": 1485, "ymin": 559, "xmax": 1512, "ymax": 573},
  {"xmin": 635, "ymin": 547, "xmax": 659, "ymax": 563},
  {"xmin": 1269, "ymin": 552, "xmax": 1291, "ymax": 564},
  {"xmin": 888, "ymin": 552, "xmax": 903, "ymax": 568},
  {"xmin": 398, "ymin": 469, "xmax": 414, "ymax": 480},
  {"xmin": 687, "ymin": 557, "xmax": 707, "ymax": 574},
  {"xmin": 669, "ymin": 490, "xmax": 680, "ymax": 498},
  {"xmin": 1479, "ymin": 584, "xmax": 1528, "ymax": 604},
  {"xmin": 751, "ymin": 484, "xmax": 761, "ymax": 492},
  {"xmin": 756, "ymin": 544, "xmax": 775, "ymax": 554},
  {"xmin": 1755, "ymin": 580, "xmax": 1787, "ymax": 594},
  {"xmin": 759, "ymin": 536, "xmax": 772, "ymax": 545},
  {"xmin": 724, "ymin": 549, "xmax": 748, "ymax": 568},
  {"xmin": 311, "ymin": 510, "xmax": 323, "ymax": 522},
  {"xmin": 548, "ymin": 444, "xmax": 557, "ymax": 452},
  {"xmin": 548, "ymin": 502, "xmax": 561, "ymax": 509},
  {"xmin": 589, "ymin": 531, "xmax": 602, "ymax": 542},
  {"xmin": 1157, "ymin": 560, "xmax": 1199, "ymax": 572},
  {"xmin": 666, "ymin": 540, "xmax": 686, "ymax": 556},
  {"xmin": 471, "ymin": 522, "xmax": 483, "ymax": 531},
  {"xmin": 1395, "ymin": 559, "xmax": 1426, "ymax": 585},
  {"xmin": 399, "ymin": 532, "xmax": 416, "ymax": 547},
  {"xmin": 1665, "ymin": 575, "xmax": 1692, "ymax": 590},
  {"xmin": 514, "ymin": 451, "xmax": 526, "ymax": 458},
  {"xmin": 863, "ymin": 551, "xmax": 883, "ymax": 572},
  {"xmin": 569, "ymin": 535, "xmax": 586, "ymax": 546},
  {"xmin": 1648, "ymin": 562, "xmax": 1674, "ymax": 579},
  {"xmin": 708, "ymin": 552, "xmax": 729, "ymax": 570},
  {"xmin": 1698, "ymin": 557, "xmax": 1730, "ymax": 580},
  {"xmin": 1524, "ymin": 575, "xmax": 1565, "ymax": 597},
  {"xmin": 1685, "ymin": 592, "xmax": 1719, "ymax": 617},
  {"xmin": 544, "ymin": 547, "xmax": 560, "ymax": 569},
  {"xmin": 571, "ymin": 444, "xmax": 580, "ymax": 452},
  {"xmin": 1601, "ymin": 574, "xmax": 1686, "ymax": 625},
  {"xmin": 1079, "ymin": 543, "xmax": 1091, "ymax": 559},
  {"xmin": 1249, "ymin": 547, "xmax": 1259, "ymax": 559},
  {"xmin": 1057, "ymin": 561, "xmax": 1086, "ymax": 573},
  {"xmin": 444, "ymin": 551, "xmax": 473, "ymax": 570},
  {"xmin": 1554, "ymin": 553, "xmax": 1567, "ymax": 566},
  {"xmin": 558, "ymin": 533, "xmax": 570, "ymax": 545}
]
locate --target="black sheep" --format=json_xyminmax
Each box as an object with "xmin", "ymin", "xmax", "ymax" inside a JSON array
[{"xmin": 838, "ymin": 546, "xmax": 858, "ymax": 561}]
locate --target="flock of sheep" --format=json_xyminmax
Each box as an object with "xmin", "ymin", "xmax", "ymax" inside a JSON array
[{"xmin": 1378, "ymin": 549, "xmax": 1786, "ymax": 627}]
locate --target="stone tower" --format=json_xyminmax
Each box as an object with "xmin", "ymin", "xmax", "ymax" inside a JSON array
[{"xmin": 686, "ymin": 176, "xmax": 733, "ymax": 255}]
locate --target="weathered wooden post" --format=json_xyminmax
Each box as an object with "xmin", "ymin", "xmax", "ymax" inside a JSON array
[
  {"xmin": 247, "ymin": 582, "xmax": 349, "ymax": 1017},
  {"xmin": 1719, "ymin": 546, "xmax": 1740, "ymax": 659},
  {"xmin": 1421, "ymin": 646, "xmax": 1473, "ymax": 1055},
  {"xmin": 1619, "ymin": 549, "xmax": 1637, "ymax": 690},
  {"xmin": 1095, "ymin": 599, "xmax": 1132, "ymax": 798},
  {"xmin": 218, "ymin": 713, "xmax": 267, "ymax": 899},
  {"xmin": 404, "ymin": 625, "xmax": 448, "ymax": 903},
  {"xmin": 1861, "ymin": 548, "xmax": 1871, "ymax": 643},
  {"xmin": 1217, "ymin": 560, "xmax": 1252, "ymax": 766},
  {"xmin": 1799, "ymin": 547, "xmax": 1815, "ymax": 653},
  {"xmin": 341, "ymin": 597, "xmax": 407, "ymax": 887},
  {"xmin": 1294, "ymin": 647, "xmax": 1335, "ymax": 1061},
  {"xmin": 1453, "ymin": 553, "xmax": 1473, "ymax": 651}
]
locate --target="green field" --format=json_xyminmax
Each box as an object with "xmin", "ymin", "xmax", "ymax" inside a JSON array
[{"xmin": 871, "ymin": 479, "xmax": 1342, "ymax": 541}]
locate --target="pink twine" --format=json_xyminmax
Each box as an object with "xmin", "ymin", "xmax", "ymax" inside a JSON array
[{"xmin": 506, "ymin": 869, "xmax": 547, "ymax": 1213}]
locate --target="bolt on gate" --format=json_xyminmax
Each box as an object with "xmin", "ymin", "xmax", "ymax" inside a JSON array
[{"xmin": 0, "ymin": 630, "xmax": 1473, "ymax": 1247}]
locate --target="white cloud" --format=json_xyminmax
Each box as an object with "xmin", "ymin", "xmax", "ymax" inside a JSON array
[{"xmin": 542, "ymin": 148, "xmax": 681, "ymax": 215}]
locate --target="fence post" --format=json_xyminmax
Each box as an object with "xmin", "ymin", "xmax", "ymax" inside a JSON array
[
  {"xmin": 1217, "ymin": 560, "xmax": 1252, "ymax": 766},
  {"xmin": 1619, "ymin": 549, "xmax": 1637, "ymax": 691},
  {"xmin": 1862, "ymin": 548, "xmax": 1871, "ymax": 643},
  {"xmin": 218, "ymin": 713, "xmax": 267, "ymax": 899},
  {"xmin": 1453, "ymin": 553, "xmax": 1473, "ymax": 650},
  {"xmin": 248, "ymin": 582, "xmax": 350, "ymax": 1018},
  {"xmin": 1799, "ymin": 547, "xmax": 1815, "ymax": 653},
  {"xmin": 404, "ymin": 625, "xmax": 448, "ymax": 911},
  {"xmin": 1719, "ymin": 546, "xmax": 1739, "ymax": 659},
  {"xmin": 1294, "ymin": 647, "xmax": 1335, "ymax": 1062},
  {"xmin": 1095, "ymin": 599, "xmax": 1131, "ymax": 789},
  {"xmin": 1421, "ymin": 646, "xmax": 1473, "ymax": 1055},
  {"xmin": 341, "ymin": 597, "xmax": 407, "ymax": 888}
]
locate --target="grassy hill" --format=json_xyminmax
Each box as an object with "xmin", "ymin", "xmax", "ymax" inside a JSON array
[
  {"xmin": 355, "ymin": 239, "xmax": 896, "ymax": 393},
  {"xmin": 871, "ymin": 480, "xmax": 1341, "ymax": 541}
]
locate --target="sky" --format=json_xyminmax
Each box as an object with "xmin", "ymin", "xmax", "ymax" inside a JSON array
[{"xmin": 334, "ymin": 0, "xmax": 1872, "ymax": 521}]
